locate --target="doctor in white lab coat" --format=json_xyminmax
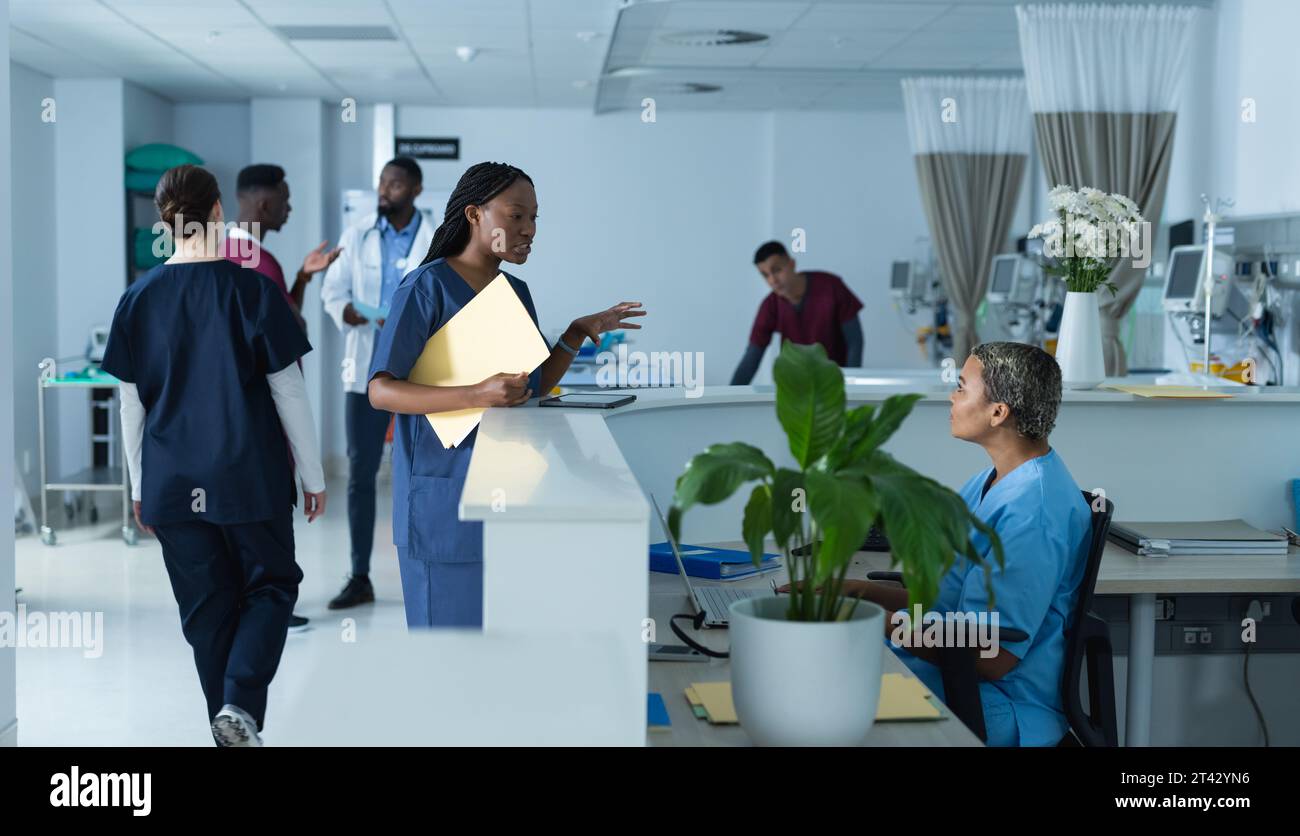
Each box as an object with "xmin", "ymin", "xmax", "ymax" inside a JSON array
[{"xmin": 321, "ymin": 157, "xmax": 435, "ymax": 610}]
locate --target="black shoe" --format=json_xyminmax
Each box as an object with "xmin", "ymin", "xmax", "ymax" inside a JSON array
[
  {"xmin": 288, "ymin": 614, "xmax": 310, "ymax": 631},
  {"xmin": 328, "ymin": 575, "xmax": 375, "ymax": 610}
]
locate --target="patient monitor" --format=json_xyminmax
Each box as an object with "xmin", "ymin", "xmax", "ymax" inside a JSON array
[
  {"xmin": 889, "ymin": 260, "xmax": 915, "ymax": 300},
  {"xmin": 986, "ymin": 254, "xmax": 1038, "ymax": 306},
  {"xmin": 1163, "ymin": 245, "xmax": 1236, "ymax": 316}
]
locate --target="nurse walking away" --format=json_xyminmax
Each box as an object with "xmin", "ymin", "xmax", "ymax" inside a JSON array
[
  {"xmin": 321, "ymin": 157, "xmax": 434, "ymax": 611},
  {"xmin": 102, "ymin": 165, "xmax": 327, "ymax": 747},
  {"xmin": 367, "ymin": 161, "xmax": 646, "ymax": 628}
]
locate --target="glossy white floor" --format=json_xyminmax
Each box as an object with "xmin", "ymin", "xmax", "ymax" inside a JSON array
[{"xmin": 14, "ymin": 478, "xmax": 408, "ymax": 746}]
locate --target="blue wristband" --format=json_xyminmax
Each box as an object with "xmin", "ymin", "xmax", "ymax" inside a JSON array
[{"xmin": 556, "ymin": 336, "xmax": 581, "ymax": 356}]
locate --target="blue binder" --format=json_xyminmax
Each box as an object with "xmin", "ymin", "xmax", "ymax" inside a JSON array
[{"xmin": 649, "ymin": 541, "xmax": 780, "ymax": 580}]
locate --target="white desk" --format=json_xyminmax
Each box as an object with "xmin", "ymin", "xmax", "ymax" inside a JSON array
[
  {"xmin": 1094, "ymin": 542, "xmax": 1300, "ymax": 747},
  {"xmin": 459, "ymin": 384, "xmax": 1300, "ymax": 746}
]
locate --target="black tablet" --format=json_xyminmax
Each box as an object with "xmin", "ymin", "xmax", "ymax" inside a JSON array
[{"xmin": 539, "ymin": 393, "xmax": 637, "ymax": 409}]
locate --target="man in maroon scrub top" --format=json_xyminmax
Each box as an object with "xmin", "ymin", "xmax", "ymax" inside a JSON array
[
  {"xmin": 222, "ymin": 163, "xmax": 341, "ymax": 631},
  {"xmin": 223, "ymin": 164, "xmax": 341, "ymax": 333},
  {"xmin": 730, "ymin": 241, "xmax": 864, "ymax": 384}
]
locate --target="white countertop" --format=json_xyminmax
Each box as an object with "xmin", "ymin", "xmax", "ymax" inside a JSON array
[{"xmin": 461, "ymin": 382, "xmax": 1300, "ymax": 526}]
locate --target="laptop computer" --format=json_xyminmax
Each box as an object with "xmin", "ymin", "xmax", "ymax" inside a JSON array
[{"xmin": 651, "ymin": 495, "xmax": 768, "ymax": 628}]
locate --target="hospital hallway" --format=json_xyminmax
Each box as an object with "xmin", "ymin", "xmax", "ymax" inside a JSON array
[{"xmin": 14, "ymin": 476, "xmax": 401, "ymax": 746}]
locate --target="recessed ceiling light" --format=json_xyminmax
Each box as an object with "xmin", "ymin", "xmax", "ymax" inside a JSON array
[
  {"xmin": 660, "ymin": 30, "xmax": 768, "ymax": 47},
  {"xmin": 575, "ymin": 31, "xmax": 600, "ymax": 43},
  {"xmin": 572, "ymin": 79, "xmax": 592, "ymax": 89},
  {"xmin": 456, "ymin": 46, "xmax": 478, "ymax": 63}
]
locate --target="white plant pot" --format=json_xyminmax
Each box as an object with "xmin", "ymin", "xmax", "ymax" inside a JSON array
[
  {"xmin": 728, "ymin": 596, "xmax": 885, "ymax": 746},
  {"xmin": 1055, "ymin": 291, "xmax": 1106, "ymax": 389}
]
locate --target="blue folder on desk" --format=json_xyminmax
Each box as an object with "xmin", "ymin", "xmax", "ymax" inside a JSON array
[{"xmin": 650, "ymin": 542, "xmax": 781, "ymax": 581}]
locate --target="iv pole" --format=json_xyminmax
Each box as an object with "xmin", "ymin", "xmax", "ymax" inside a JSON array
[{"xmin": 1199, "ymin": 194, "xmax": 1234, "ymax": 388}]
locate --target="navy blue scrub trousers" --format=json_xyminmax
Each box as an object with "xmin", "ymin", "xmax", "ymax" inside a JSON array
[
  {"xmin": 345, "ymin": 391, "xmax": 392, "ymax": 577},
  {"xmin": 153, "ymin": 513, "xmax": 302, "ymax": 733}
]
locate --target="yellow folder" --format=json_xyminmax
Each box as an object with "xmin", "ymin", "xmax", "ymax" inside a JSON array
[
  {"xmin": 686, "ymin": 673, "xmax": 941, "ymax": 726},
  {"xmin": 1101, "ymin": 384, "xmax": 1234, "ymax": 399},
  {"xmin": 407, "ymin": 274, "xmax": 551, "ymax": 448}
]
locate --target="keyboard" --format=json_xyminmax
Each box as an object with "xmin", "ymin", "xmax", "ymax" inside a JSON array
[
  {"xmin": 698, "ymin": 586, "xmax": 762, "ymax": 623},
  {"xmin": 790, "ymin": 526, "xmax": 891, "ymax": 556}
]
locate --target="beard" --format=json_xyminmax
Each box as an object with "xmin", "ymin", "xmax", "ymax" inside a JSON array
[{"xmin": 376, "ymin": 201, "xmax": 395, "ymax": 217}]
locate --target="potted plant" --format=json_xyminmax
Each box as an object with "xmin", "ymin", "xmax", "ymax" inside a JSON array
[
  {"xmin": 670, "ymin": 341, "xmax": 1001, "ymax": 746},
  {"xmin": 1029, "ymin": 185, "xmax": 1145, "ymax": 389}
]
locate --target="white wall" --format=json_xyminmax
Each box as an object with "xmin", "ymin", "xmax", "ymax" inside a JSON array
[
  {"xmin": 51, "ymin": 79, "xmax": 124, "ymax": 482},
  {"xmin": 1209, "ymin": 0, "xmax": 1300, "ymax": 216},
  {"xmin": 1, "ymin": 0, "xmax": 17, "ymax": 748},
  {"xmin": 770, "ymin": 109, "xmax": 944, "ymax": 376},
  {"xmin": 396, "ymin": 106, "xmax": 772, "ymax": 385},
  {"xmin": 173, "ymin": 102, "xmax": 248, "ymax": 213},
  {"xmin": 9, "ymin": 63, "xmax": 57, "ymax": 501},
  {"xmin": 123, "ymin": 81, "xmax": 172, "ymax": 150}
]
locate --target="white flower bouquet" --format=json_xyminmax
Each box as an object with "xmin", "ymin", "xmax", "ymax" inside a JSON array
[{"xmin": 1028, "ymin": 185, "xmax": 1145, "ymax": 295}]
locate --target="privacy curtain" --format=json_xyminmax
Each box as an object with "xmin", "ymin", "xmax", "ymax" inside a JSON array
[
  {"xmin": 901, "ymin": 77, "xmax": 1030, "ymax": 363},
  {"xmin": 1017, "ymin": 3, "xmax": 1200, "ymax": 374}
]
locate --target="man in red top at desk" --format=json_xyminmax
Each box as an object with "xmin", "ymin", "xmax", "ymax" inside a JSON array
[
  {"xmin": 223, "ymin": 163, "xmax": 341, "ymax": 332},
  {"xmin": 730, "ymin": 241, "xmax": 864, "ymax": 384}
]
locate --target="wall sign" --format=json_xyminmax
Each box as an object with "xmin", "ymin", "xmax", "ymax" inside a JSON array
[{"xmin": 395, "ymin": 137, "xmax": 460, "ymax": 160}]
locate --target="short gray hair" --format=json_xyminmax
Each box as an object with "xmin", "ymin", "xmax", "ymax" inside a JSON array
[{"xmin": 969, "ymin": 342, "xmax": 1061, "ymax": 440}]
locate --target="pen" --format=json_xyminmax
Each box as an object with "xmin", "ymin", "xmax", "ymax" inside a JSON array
[{"xmin": 769, "ymin": 577, "xmax": 779, "ymax": 596}]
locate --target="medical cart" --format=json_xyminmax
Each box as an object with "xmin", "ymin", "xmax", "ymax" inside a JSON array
[{"xmin": 35, "ymin": 357, "xmax": 137, "ymax": 546}]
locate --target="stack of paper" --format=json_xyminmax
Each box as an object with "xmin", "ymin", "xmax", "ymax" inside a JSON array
[
  {"xmin": 1110, "ymin": 519, "xmax": 1289, "ymax": 556},
  {"xmin": 407, "ymin": 274, "xmax": 551, "ymax": 448}
]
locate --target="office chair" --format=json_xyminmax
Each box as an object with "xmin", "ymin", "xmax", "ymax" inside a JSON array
[{"xmin": 867, "ymin": 489, "xmax": 1118, "ymax": 747}]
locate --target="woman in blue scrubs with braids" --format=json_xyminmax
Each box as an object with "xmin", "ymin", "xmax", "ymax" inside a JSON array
[{"xmin": 367, "ymin": 162, "xmax": 646, "ymax": 628}]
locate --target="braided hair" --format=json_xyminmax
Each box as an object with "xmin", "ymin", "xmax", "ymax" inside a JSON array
[{"xmin": 421, "ymin": 162, "xmax": 534, "ymax": 265}]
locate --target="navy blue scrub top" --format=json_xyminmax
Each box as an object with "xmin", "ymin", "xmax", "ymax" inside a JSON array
[
  {"xmin": 368, "ymin": 258, "xmax": 546, "ymax": 563},
  {"xmin": 100, "ymin": 259, "xmax": 311, "ymax": 526}
]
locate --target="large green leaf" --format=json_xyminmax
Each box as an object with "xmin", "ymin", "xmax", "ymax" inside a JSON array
[
  {"xmin": 849, "ymin": 393, "xmax": 923, "ymax": 460},
  {"xmin": 773, "ymin": 342, "xmax": 845, "ymax": 468},
  {"xmin": 856, "ymin": 454, "xmax": 967, "ymax": 608},
  {"xmin": 672, "ymin": 442, "xmax": 774, "ymax": 515},
  {"xmin": 741, "ymin": 484, "xmax": 773, "ymax": 567},
  {"xmin": 824, "ymin": 404, "xmax": 875, "ymax": 471},
  {"xmin": 805, "ymin": 469, "xmax": 876, "ymax": 586},
  {"xmin": 671, "ymin": 442, "xmax": 774, "ymax": 546},
  {"xmin": 769, "ymin": 468, "xmax": 806, "ymax": 549}
]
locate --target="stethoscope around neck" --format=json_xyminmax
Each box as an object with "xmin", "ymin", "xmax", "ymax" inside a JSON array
[{"xmin": 361, "ymin": 220, "xmax": 420, "ymax": 271}]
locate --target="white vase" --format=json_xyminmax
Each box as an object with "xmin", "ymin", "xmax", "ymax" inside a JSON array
[
  {"xmin": 1055, "ymin": 291, "xmax": 1106, "ymax": 389},
  {"xmin": 728, "ymin": 596, "xmax": 885, "ymax": 746}
]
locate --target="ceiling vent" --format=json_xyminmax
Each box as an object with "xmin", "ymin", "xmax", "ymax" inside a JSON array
[
  {"xmin": 655, "ymin": 82, "xmax": 723, "ymax": 94},
  {"xmin": 659, "ymin": 29, "xmax": 769, "ymax": 47}
]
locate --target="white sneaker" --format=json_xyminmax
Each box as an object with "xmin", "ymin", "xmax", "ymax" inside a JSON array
[{"xmin": 212, "ymin": 704, "xmax": 263, "ymax": 747}]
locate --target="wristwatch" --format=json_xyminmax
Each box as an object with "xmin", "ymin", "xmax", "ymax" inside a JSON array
[{"xmin": 556, "ymin": 334, "xmax": 582, "ymax": 356}]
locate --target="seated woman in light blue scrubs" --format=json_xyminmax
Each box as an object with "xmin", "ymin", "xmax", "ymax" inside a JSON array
[
  {"xmin": 367, "ymin": 161, "xmax": 647, "ymax": 628},
  {"xmin": 844, "ymin": 341, "xmax": 1091, "ymax": 746}
]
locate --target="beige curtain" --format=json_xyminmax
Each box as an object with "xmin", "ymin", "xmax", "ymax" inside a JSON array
[
  {"xmin": 913, "ymin": 152, "xmax": 1027, "ymax": 363},
  {"xmin": 1034, "ymin": 112, "xmax": 1176, "ymax": 375}
]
